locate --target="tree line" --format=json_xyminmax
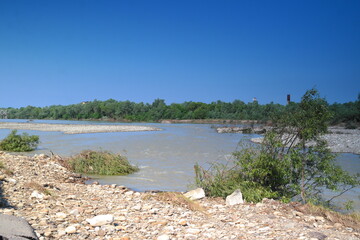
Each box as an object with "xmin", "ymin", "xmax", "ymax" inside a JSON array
[{"xmin": 2, "ymin": 95, "xmax": 359, "ymax": 125}]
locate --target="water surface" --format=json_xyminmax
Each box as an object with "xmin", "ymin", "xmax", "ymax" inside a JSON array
[{"xmin": 0, "ymin": 119, "xmax": 358, "ymax": 210}]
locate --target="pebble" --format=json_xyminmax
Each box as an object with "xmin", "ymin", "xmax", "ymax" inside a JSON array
[
  {"xmin": 157, "ymin": 234, "xmax": 170, "ymax": 240},
  {"xmin": 65, "ymin": 225, "xmax": 77, "ymax": 234},
  {"xmin": 0, "ymin": 151, "xmax": 358, "ymax": 240}
]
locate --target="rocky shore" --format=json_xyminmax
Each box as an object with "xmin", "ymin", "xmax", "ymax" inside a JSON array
[
  {"xmin": 0, "ymin": 152, "xmax": 359, "ymax": 239},
  {"xmin": 0, "ymin": 122, "xmax": 161, "ymax": 134},
  {"xmin": 217, "ymin": 126, "xmax": 360, "ymax": 155}
]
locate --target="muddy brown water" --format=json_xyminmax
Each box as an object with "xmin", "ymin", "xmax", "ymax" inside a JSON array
[{"xmin": 0, "ymin": 119, "xmax": 359, "ymax": 211}]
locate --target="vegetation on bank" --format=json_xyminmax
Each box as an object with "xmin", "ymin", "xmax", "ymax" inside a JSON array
[
  {"xmin": 195, "ymin": 89, "xmax": 360, "ymax": 209},
  {"xmin": 66, "ymin": 150, "xmax": 139, "ymax": 175},
  {"xmin": 0, "ymin": 130, "xmax": 39, "ymax": 152},
  {"xmin": 1, "ymin": 94, "xmax": 359, "ymax": 126}
]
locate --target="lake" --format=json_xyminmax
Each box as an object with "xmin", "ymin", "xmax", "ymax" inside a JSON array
[{"xmin": 0, "ymin": 119, "xmax": 359, "ymax": 210}]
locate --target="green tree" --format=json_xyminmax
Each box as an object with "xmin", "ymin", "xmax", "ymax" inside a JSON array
[{"xmin": 195, "ymin": 89, "xmax": 359, "ymax": 206}]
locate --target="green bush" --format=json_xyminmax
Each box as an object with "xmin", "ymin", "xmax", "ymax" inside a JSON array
[
  {"xmin": 195, "ymin": 89, "xmax": 359, "ymax": 206},
  {"xmin": 67, "ymin": 150, "xmax": 139, "ymax": 175},
  {"xmin": 0, "ymin": 130, "xmax": 39, "ymax": 152},
  {"xmin": 194, "ymin": 161, "xmax": 279, "ymax": 202}
]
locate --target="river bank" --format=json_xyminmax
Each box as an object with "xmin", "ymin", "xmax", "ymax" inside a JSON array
[
  {"xmin": 0, "ymin": 122, "xmax": 161, "ymax": 134},
  {"xmin": 0, "ymin": 152, "xmax": 359, "ymax": 239},
  {"xmin": 216, "ymin": 126, "xmax": 360, "ymax": 155}
]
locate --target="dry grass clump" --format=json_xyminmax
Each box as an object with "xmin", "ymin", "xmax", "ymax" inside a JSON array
[
  {"xmin": 0, "ymin": 161, "xmax": 13, "ymax": 176},
  {"xmin": 144, "ymin": 192, "xmax": 207, "ymax": 214},
  {"xmin": 24, "ymin": 181, "xmax": 52, "ymax": 196},
  {"xmin": 303, "ymin": 203, "xmax": 360, "ymax": 231}
]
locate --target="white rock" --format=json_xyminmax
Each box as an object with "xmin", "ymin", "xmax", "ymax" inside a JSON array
[
  {"xmin": 8, "ymin": 178, "xmax": 17, "ymax": 184},
  {"xmin": 133, "ymin": 204, "xmax": 142, "ymax": 211},
  {"xmin": 186, "ymin": 228, "xmax": 201, "ymax": 234},
  {"xmin": 86, "ymin": 214, "xmax": 114, "ymax": 226},
  {"xmin": 157, "ymin": 234, "xmax": 170, "ymax": 240},
  {"xmin": 69, "ymin": 209, "xmax": 79, "ymax": 215},
  {"xmin": 184, "ymin": 188, "xmax": 205, "ymax": 200},
  {"xmin": 115, "ymin": 215, "xmax": 126, "ymax": 221},
  {"xmin": 164, "ymin": 226, "xmax": 175, "ymax": 231},
  {"xmin": 124, "ymin": 191, "xmax": 134, "ymax": 196},
  {"xmin": 30, "ymin": 190, "xmax": 44, "ymax": 199},
  {"xmin": 57, "ymin": 229, "xmax": 66, "ymax": 237},
  {"xmin": 226, "ymin": 189, "xmax": 244, "ymax": 206},
  {"xmin": 251, "ymin": 137, "xmax": 264, "ymax": 144},
  {"xmin": 65, "ymin": 225, "xmax": 77, "ymax": 234},
  {"xmin": 56, "ymin": 212, "xmax": 67, "ymax": 219}
]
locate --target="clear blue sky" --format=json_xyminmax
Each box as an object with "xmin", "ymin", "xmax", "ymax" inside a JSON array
[{"xmin": 1, "ymin": 0, "xmax": 359, "ymax": 108}]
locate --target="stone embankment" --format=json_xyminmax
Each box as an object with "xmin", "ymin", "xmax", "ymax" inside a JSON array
[
  {"xmin": 0, "ymin": 151, "xmax": 359, "ymax": 240},
  {"xmin": 217, "ymin": 126, "xmax": 360, "ymax": 155}
]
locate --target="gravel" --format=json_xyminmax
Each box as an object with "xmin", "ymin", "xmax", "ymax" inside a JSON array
[
  {"xmin": 250, "ymin": 127, "xmax": 360, "ymax": 155},
  {"xmin": 0, "ymin": 122, "xmax": 161, "ymax": 134}
]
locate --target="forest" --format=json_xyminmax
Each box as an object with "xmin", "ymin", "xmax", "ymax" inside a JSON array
[{"xmin": 1, "ymin": 95, "xmax": 359, "ymax": 127}]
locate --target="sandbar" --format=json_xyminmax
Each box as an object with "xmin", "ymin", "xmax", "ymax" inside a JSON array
[{"xmin": 0, "ymin": 122, "xmax": 161, "ymax": 134}]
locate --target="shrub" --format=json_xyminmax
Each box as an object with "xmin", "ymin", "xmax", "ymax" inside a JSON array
[
  {"xmin": 195, "ymin": 89, "xmax": 359, "ymax": 207},
  {"xmin": 0, "ymin": 130, "xmax": 39, "ymax": 152},
  {"xmin": 67, "ymin": 150, "xmax": 139, "ymax": 175}
]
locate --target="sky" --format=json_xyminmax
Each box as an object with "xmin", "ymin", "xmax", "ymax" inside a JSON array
[{"xmin": 0, "ymin": 0, "xmax": 359, "ymax": 108}]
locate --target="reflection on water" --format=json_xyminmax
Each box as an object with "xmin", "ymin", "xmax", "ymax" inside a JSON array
[{"xmin": 0, "ymin": 119, "xmax": 359, "ymax": 209}]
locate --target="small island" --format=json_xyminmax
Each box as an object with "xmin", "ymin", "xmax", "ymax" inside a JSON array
[{"xmin": 0, "ymin": 122, "xmax": 161, "ymax": 134}]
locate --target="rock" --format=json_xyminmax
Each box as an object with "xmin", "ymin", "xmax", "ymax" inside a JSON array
[
  {"xmin": 69, "ymin": 208, "xmax": 80, "ymax": 215},
  {"xmin": 0, "ymin": 214, "xmax": 39, "ymax": 240},
  {"xmin": 97, "ymin": 229, "xmax": 106, "ymax": 236},
  {"xmin": 226, "ymin": 189, "xmax": 244, "ymax": 205},
  {"xmin": 1, "ymin": 151, "xmax": 359, "ymax": 240},
  {"xmin": 308, "ymin": 231, "xmax": 327, "ymax": 240},
  {"xmin": 120, "ymin": 237, "xmax": 131, "ymax": 240},
  {"xmin": 178, "ymin": 219, "xmax": 188, "ymax": 226},
  {"xmin": 57, "ymin": 229, "xmax": 66, "ymax": 237},
  {"xmin": 184, "ymin": 188, "xmax": 205, "ymax": 200},
  {"xmin": 334, "ymin": 223, "xmax": 342, "ymax": 228},
  {"xmin": 186, "ymin": 228, "xmax": 201, "ymax": 234},
  {"xmin": 44, "ymin": 230, "xmax": 53, "ymax": 237},
  {"xmin": 157, "ymin": 234, "xmax": 170, "ymax": 240},
  {"xmin": 55, "ymin": 212, "xmax": 67, "ymax": 219},
  {"xmin": 125, "ymin": 191, "xmax": 134, "ymax": 196},
  {"xmin": 86, "ymin": 214, "xmax": 114, "ymax": 226},
  {"xmin": 65, "ymin": 225, "xmax": 77, "ymax": 234},
  {"xmin": 293, "ymin": 211, "xmax": 304, "ymax": 217},
  {"xmin": 255, "ymin": 202, "xmax": 264, "ymax": 207},
  {"xmin": 116, "ymin": 215, "xmax": 126, "ymax": 221},
  {"xmin": 30, "ymin": 190, "xmax": 45, "ymax": 199},
  {"xmin": 133, "ymin": 204, "xmax": 142, "ymax": 211},
  {"xmin": 253, "ymin": 127, "xmax": 266, "ymax": 134},
  {"xmin": 251, "ymin": 137, "xmax": 264, "ymax": 144},
  {"xmin": 8, "ymin": 178, "xmax": 17, "ymax": 184},
  {"xmin": 36, "ymin": 154, "xmax": 48, "ymax": 160}
]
